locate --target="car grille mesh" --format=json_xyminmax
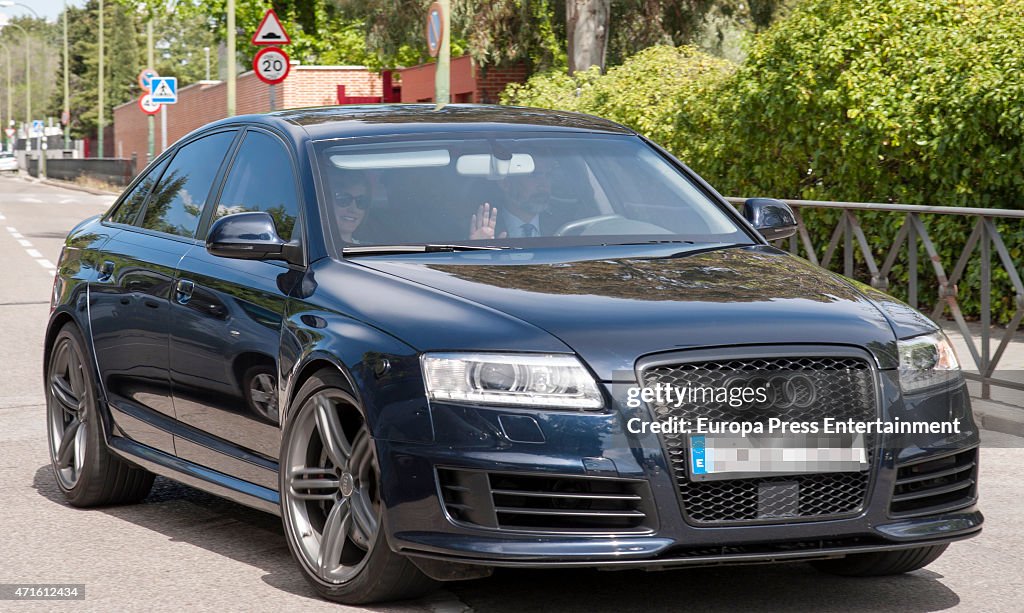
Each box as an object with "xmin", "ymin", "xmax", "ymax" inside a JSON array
[{"xmin": 641, "ymin": 356, "xmax": 877, "ymax": 524}]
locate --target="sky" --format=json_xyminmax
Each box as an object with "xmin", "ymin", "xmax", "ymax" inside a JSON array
[{"xmin": 0, "ymin": 1, "xmax": 87, "ymax": 22}]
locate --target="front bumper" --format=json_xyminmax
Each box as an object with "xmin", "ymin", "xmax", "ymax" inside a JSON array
[{"xmin": 376, "ymin": 367, "xmax": 982, "ymax": 568}]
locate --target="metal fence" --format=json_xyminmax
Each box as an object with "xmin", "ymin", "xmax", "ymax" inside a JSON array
[
  {"xmin": 727, "ymin": 197, "xmax": 1024, "ymax": 399},
  {"xmin": 26, "ymin": 156, "xmax": 136, "ymax": 187}
]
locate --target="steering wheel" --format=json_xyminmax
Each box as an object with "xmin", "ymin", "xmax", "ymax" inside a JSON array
[{"xmin": 554, "ymin": 214, "xmax": 626, "ymax": 237}]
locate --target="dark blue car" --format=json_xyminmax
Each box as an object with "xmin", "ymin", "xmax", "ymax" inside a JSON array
[{"xmin": 45, "ymin": 105, "xmax": 980, "ymax": 604}]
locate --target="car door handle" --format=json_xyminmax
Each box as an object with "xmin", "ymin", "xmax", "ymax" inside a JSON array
[
  {"xmin": 98, "ymin": 260, "xmax": 114, "ymax": 281},
  {"xmin": 175, "ymin": 279, "xmax": 195, "ymax": 305}
]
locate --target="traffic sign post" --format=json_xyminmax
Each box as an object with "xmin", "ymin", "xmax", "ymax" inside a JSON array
[
  {"xmin": 252, "ymin": 9, "xmax": 291, "ymax": 45},
  {"xmin": 428, "ymin": 1, "xmax": 450, "ymax": 106},
  {"xmin": 254, "ymin": 47, "xmax": 290, "ymax": 86},
  {"xmin": 138, "ymin": 94, "xmax": 161, "ymax": 115},
  {"xmin": 138, "ymin": 68, "xmax": 158, "ymax": 91},
  {"xmin": 252, "ymin": 10, "xmax": 291, "ymax": 112},
  {"xmin": 150, "ymin": 77, "xmax": 178, "ymax": 104}
]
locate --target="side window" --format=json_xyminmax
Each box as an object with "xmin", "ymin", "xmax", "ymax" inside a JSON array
[
  {"xmin": 140, "ymin": 131, "xmax": 236, "ymax": 238},
  {"xmin": 214, "ymin": 131, "xmax": 300, "ymax": 241},
  {"xmin": 108, "ymin": 157, "xmax": 169, "ymax": 225}
]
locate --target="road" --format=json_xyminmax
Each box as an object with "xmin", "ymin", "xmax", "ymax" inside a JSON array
[{"xmin": 0, "ymin": 175, "xmax": 1022, "ymax": 612}]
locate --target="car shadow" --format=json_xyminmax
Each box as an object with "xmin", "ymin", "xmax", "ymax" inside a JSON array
[{"xmin": 33, "ymin": 465, "xmax": 960, "ymax": 612}]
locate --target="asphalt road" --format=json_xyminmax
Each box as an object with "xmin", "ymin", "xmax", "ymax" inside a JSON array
[{"xmin": 1, "ymin": 175, "xmax": 1022, "ymax": 612}]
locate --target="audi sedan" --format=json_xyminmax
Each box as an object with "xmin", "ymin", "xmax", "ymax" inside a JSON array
[{"xmin": 45, "ymin": 105, "xmax": 981, "ymax": 604}]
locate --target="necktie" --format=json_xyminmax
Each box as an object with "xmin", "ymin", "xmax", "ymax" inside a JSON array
[{"xmin": 521, "ymin": 223, "xmax": 538, "ymax": 237}]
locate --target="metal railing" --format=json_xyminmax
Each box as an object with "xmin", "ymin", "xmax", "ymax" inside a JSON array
[{"xmin": 727, "ymin": 197, "xmax": 1024, "ymax": 399}]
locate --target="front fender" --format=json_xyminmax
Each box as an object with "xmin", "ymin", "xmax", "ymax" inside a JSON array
[{"xmin": 280, "ymin": 308, "xmax": 433, "ymax": 445}]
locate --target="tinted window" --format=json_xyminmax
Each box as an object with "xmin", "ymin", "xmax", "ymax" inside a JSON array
[
  {"xmin": 214, "ymin": 130, "xmax": 299, "ymax": 241},
  {"xmin": 140, "ymin": 131, "xmax": 236, "ymax": 237},
  {"xmin": 109, "ymin": 157, "xmax": 169, "ymax": 226},
  {"xmin": 314, "ymin": 134, "xmax": 747, "ymax": 250}
]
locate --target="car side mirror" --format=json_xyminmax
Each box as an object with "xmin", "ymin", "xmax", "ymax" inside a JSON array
[
  {"xmin": 206, "ymin": 212, "xmax": 301, "ymax": 265},
  {"xmin": 742, "ymin": 198, "xmax": 798, "ymax": 242}
]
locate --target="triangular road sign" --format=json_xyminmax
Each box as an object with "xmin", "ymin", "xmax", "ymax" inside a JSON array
[{"xmin": 252, "ymin": 9, "xmax": 291, "ymax": 45}]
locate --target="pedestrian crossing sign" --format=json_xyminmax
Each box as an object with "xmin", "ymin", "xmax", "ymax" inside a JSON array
[{"xmin": 150, "ymin": 77, "xmax": 178, "ymax": 104}]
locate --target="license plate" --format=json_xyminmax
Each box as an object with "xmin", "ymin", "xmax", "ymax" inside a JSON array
[{"xmin": 688, "ymin": 433, "xmax": 868, "ymax": 481}]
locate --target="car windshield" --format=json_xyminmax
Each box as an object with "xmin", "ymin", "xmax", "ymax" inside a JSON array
[{"xmin": 314, "ymin": 133, "xmax": 751, "ymax": 252}]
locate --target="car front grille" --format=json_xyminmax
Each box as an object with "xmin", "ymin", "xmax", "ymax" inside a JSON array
[
  {"xmin": 437, "ymin": 468, "xmax": 655, "ymax": 533},
  {"xmin": 641, "ymin": 355, "xmax": 877, "ymax": 525}
]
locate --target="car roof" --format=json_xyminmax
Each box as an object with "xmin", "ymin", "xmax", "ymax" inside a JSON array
[{"xmin": 198, "ymin": 104, "xmax": 635, "ymax": 142}]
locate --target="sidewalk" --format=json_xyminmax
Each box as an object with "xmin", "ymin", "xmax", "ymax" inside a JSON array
[{"xmin": 943, "ymin": 322, "xmax": 1024, "ymax": 437}]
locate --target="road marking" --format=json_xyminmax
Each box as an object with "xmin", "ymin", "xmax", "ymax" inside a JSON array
[
  {"xmin": 19, "ymin": 196, "xmax": 42, "ymax": 203},
  {"xmin": 26, "ymin": 248, "xmax": 42, "ymax": 258},
  {"xmin": 0, "ymin": 212, "xmax": 5, "ymax": 219},
  {"xmin": 2, "ymin": 225, "xmax": 55, "ymax": 275},
  {"xmin": 5, "ymin": 226, "xmax": 15, "ymax": 233},
  {"xmin": 17, "ymin": 239, "xmax": 31, "ymax": 247},
  {"xmin": 35, "ymin": 258, "xmax": 56, "ymax": 269},
  {"xmin": 60, "ymin": 198, "xmax": 75, "ymax": 204}
]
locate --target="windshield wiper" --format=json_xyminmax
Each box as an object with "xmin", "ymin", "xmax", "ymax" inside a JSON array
[{"xmin": 343, "ymin": 244, "xmax": 508, "ymax": 256}]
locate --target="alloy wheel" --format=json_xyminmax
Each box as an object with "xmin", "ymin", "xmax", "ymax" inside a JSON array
[
  {"xmin": 282, "ymin": 390, "xmax": 381, "ymax": 584},
  {"xmin": 47, "ymin": 336, "xmax": 89, "ymax": 490},
  {"xmin": 248, "ymin": 372, "xmax": 279, "ymax": 421}
]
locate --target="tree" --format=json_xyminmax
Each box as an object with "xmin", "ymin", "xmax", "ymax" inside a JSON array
[
  {"xmin": 566, "ymin": 0, "xmax": 609, "ymax": 74},
  {"xmin": 0, "ymin": 16, "xmax": 59, "ymax": 132}
]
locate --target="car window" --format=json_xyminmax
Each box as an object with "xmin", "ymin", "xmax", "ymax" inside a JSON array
[
  {"xmin": 108, "ymin": 157, "xmax": 170, "ymax": 226},
  {"xmin": 140, "ymin": 131, "xmax": 236, "ymax": 238},
  {"xmin": 213, "ymin": 130, "xmax": 299, "ymax": 241},
  {"xmin": 314, "ymin": 133, "xmax": 748, "ymax": 251}
]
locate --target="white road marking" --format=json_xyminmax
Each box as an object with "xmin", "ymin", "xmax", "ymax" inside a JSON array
[
  {"xmin": 11, "ymin": 231, "xmax": 23, "ymax": 239},
  {"xmin": 36, "ymin": 259, "xmax": 55, "ymax": 269},
  {"xmin": 0, "ymin": 212, "xmax": 5, "ymax": 219},
  {"xmin": 17, "ymin": 239, "xmax": 31, "ymax": 247},
  {"xmin": 60, "ymin": 198, "xmax": 75, "ymax": 204},
  {"xmin": 5, "ymin": 226, "xmax": 15, "ymax": 233},
  {"xmin": 19, "ymin": 196, "xmax": 42, "ymax": 203},
  {"xmin": 26, "ymin": 248, "xmax": 42, "ymax": 258}
]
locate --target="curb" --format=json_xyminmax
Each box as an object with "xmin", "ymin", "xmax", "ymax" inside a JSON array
[{"xmin": 971, "ymin": 398, "xmax": 1024, "ymax": 439}]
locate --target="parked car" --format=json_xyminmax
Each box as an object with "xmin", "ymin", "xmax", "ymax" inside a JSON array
[
  {"xmin": 45, "ymin": 105, "xmax": 981, "ymax": 604},
  {"xmin": 0, "ymin": 152, "xmax": 19, "ymax": 173}
]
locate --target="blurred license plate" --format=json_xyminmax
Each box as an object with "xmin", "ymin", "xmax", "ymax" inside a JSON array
[{"xmin": 688, "ymin": 433, "xmax": 867, "ymax": 481}]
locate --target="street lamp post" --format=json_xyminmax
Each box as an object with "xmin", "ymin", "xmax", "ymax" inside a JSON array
[
  {"xmin": 0, "ymin": 43, "xmax": 10, "ymax": 152},
  {"xmin": 98, "ymin": 0, "xmax": 104, "ymax": 158},
  {"xmin": 3, "ymin": 22, "xmax": 31, "ymax": 170}
]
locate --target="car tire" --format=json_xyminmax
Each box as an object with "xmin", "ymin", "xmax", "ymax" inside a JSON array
[
  {"xmin": 46, "ymin": 323, "xmax": 155, "ymax": 507},
  {"xmin": 279, "ymin": 369, "xmax": 438, "ymax": 604},
  {"xmin": 810, "ymin": 544, "xmax": 949, "ymax": 576}
]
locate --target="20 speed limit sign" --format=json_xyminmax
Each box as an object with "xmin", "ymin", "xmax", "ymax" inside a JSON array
[{"xmin": 254, "ymin": 47, "xmax": 290, "ymax": 85}]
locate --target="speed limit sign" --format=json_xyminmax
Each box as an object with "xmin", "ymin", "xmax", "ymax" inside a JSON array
[{"xmin": 254, "ymin": 47, "xmax": 290, "ymax": 85}]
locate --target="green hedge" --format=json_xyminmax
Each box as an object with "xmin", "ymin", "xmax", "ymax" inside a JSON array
[{"xmin": 501, "ymin": 0, "xmax": 1024, "ymax": 322}]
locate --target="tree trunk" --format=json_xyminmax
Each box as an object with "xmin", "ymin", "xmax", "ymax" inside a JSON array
[{"xmin": 566, "ymin": 0, "xmax": 610, "ymax": 75}]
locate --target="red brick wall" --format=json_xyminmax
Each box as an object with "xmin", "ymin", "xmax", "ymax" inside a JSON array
[
  {"xmin": 397, "ymin": 57, "xmax": 527, "ymax": 104},
  {"xmin": 113, "ymin": 66, "xmax": 383, "ymax": 166}
]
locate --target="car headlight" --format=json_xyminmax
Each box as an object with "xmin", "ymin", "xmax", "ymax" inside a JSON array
[
  {"xmin": 421, "ymin": 353, "xmax": 604, "ymax": 409},
  {"xmin": 897, "ymin": 331, "xmax": 962, "ymax": 393}
]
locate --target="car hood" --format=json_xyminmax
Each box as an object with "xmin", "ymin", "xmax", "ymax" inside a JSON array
[{"xmin": 352, "ymin": 245, "xmax": 900, "ymax": 380}]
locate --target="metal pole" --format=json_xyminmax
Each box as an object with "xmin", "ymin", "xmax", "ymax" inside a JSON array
[
  {"xmin": 147, "ymin": 18, "xmax": 154, "ymax": 162},
  {"xmin": 63, "ymin": 0, "xmax": 69, "ymax": 150},
  {"xmin": 204, "ymin": 46, "xmax": 210, "ymax": 81},
  {"xmin": 269, "ymin": 84, "xmax": 275, "ymax": 111},
  {"xmin": 97, "ymin": 0, "xmax": 104, "ymax": 157},
  {"xmin": 160, "ymin": 103, "xmax": 166, "ymax": 152},
  {"xmin": 0, "ymin": 43, "xmax": 7, "ymax": 152},
  {"xmin": 434, "ymin": 0, "xmax": 450, "ymax": 107},
  {"xmin": 226, "ymin": 0, "xmax": 235, "ymax": 116}
]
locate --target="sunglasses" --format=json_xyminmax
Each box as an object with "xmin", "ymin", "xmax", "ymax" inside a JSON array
[{"xmin": 334, "ymin": 191, "xmax": 371, "ymax": 210}]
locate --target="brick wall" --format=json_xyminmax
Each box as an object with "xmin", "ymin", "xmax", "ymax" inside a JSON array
[
  {"xmin": 397, "ymin": 57, "xmax": 527, "ymax": 104},
  {"xmin": 113, "ymin": 66, "xmax": 383, "ymax": 165}
]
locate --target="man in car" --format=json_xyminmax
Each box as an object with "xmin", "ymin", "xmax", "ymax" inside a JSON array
[{"xmin": 469, "ymin": 166, "xmax": 555, "ymax": 240}]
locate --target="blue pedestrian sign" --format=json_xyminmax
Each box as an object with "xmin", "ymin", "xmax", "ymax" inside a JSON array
[
  {"xmin": 31, "ymin": 120, "xmax": 43, "ymax": 136},
  {"xmin": 150, "ymin": 77, "xmax": 178, "ymax": 104}
]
